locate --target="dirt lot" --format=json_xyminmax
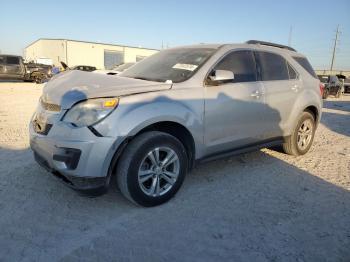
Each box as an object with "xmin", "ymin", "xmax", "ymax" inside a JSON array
[{"xmin": 0, "ymin": 82, "xmax": 349, "ymax": 262}]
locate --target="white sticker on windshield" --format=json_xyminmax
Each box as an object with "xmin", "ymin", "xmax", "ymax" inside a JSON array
[{"xmin": 172, "ymin": 63, "xmax": 198, "ymax": 71}]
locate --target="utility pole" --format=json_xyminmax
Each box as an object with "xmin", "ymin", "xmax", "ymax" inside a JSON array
[
  {"xmin": 330, "ymin": 25, "xmax": 340, "ymax": 71},
  {"xmin": 288, "ymin": 26, "xmax": 293, "ymax": 46}
]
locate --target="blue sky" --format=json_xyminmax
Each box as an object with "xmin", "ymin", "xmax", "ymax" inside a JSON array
[{"xmin": 1, "ymin": 0, "xmax": 349, "ymax": 70}]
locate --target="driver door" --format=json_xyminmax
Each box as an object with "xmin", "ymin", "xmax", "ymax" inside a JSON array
[{"xmin": 204, "ymin": 50, "xmax": 267, "ymax": 155}]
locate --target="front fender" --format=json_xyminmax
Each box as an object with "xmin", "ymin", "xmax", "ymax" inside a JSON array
[{"xmin": 94, "ymin": 91, "xmax": 204, "ymax": 145}]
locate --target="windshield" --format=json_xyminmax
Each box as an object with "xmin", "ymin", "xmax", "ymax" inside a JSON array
[{"xmin": 120, "ymin": 48, "xmax": 216, "ymax": 83}]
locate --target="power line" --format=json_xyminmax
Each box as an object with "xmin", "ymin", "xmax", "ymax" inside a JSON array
[{"xmin": 330, "ymin": 25, "xmax": 341, "ymax": 71}]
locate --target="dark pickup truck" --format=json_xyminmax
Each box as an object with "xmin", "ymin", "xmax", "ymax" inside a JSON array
[
  {"xmin": 0, "ymin": 54, "xmax": 52, "ymax": 83},
  {"xmin": 0, "ymin": 55, "xmax": 26, "ymax": 80},
  {"xmin": 24, "ymin": 62, "xmax": 52, "ymax": 83}
]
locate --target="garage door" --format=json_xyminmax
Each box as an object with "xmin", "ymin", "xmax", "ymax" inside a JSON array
[{"xmin": 104, "ymin": 50, "xmax": 124, "ymax": 69}]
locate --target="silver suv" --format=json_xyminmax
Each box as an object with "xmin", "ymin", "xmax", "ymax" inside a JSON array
[{"xmin": 30, "ymin": 40, "xmax": 322, "ymax": 206}]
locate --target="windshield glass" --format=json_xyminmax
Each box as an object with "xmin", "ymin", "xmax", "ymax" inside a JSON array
[{"xmin": 120, "ymin": 48, "xmax": 216, "ymax": 83}]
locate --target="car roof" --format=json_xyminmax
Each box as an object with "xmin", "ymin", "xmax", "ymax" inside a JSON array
[
  {"xmin": 0, "ymin": 54, "xmax": 22, "ymax": 58},
  {"xmin": 167, "ymin": 42, "xmax": 303, "ymax": 57}
]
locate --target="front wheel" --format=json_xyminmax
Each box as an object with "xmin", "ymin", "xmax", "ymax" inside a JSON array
[
  {"xmin": 116, "ymin": 131, "xmax": 188, "ymax": 207},
  {"xmin": 283, "ymin": 111, "xmax": 316, "ymax": 156}
]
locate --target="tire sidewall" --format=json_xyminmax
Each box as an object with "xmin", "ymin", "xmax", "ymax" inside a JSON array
[{"xmin": 124, "ymin": 133, "xmax": 188, "ymax": 207}]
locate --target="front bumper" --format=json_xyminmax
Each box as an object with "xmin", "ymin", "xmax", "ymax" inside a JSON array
[{"xmin": 29, "ymin": 118, "xmax": 122, "ymax": 194}]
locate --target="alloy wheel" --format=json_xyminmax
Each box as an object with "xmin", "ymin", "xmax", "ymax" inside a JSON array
[
  {"xmin": 297, "ymin": 119, "xmax": 313, "ymax": 151},
  {"xmin": 138, "ymin": 147, "xmax": 180, "ymax": 197}
]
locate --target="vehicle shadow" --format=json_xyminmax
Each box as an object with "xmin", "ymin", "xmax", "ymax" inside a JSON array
[
  {"xmin": 0, "ymin": 145, "xmax": 349, "ymax": 262},
  {"xmin": 321, "ymin": 97, "xmax": 350, "ymax": 137},
  {"xmin": 321, "ymin": 112, "xmax": 350, "ymax": 137},
  {"xmin": 323, "ymin": 97, "xmax": 350, "ymax": 113}
]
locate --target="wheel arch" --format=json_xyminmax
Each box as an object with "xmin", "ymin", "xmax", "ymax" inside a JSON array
[
  {"xmin": 304, "ymin": 105, "xmax": 319, "ymax": 122},
  {"xmin": 108, "ymin": 121, "xmax": 196, "ymax": 181}
]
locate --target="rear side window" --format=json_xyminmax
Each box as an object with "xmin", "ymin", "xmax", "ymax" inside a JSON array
[
  {"xmin": 287, "ymin": 63, "xmax": 297, "ymax": 79},
  {"xmin": 6, "ymin": 56, "xmax": 20, "ymax": 65},
  {"xmin": 292, "ymin": 56, "xmax": 317, "ymax": 78},
  {"xmin": 256, "ymin": 51, "xmax": 289, "ymax": 81},
  {"xmin": 0, "ymin": 56, "xmax": 5, "ymax": 64},
  {"xmin": 214, "ymin": 50, "xmax": 257, "ymax": 83}
]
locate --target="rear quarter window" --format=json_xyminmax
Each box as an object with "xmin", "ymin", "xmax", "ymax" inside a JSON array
[{"xmin": 292, "ymin": 56, "xmax": 317, "ymax": 78}]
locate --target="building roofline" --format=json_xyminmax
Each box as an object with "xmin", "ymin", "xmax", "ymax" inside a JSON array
[{"xmin": 25, "ymin": 38, "xmax": 159, "ymax": 51}]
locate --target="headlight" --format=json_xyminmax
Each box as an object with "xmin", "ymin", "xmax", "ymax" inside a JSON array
[{"xmin": 63, "ymin": 98, "xmax": 119, "ymax": 127}]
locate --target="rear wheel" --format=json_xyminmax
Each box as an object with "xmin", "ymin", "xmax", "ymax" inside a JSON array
[
  {"xmin": 283, "ymin": 111, "xmax": 316, "ymax": 156},
  {"xmin": 116, "ymin": 131, "xmax": 188, "ymax": 207}
]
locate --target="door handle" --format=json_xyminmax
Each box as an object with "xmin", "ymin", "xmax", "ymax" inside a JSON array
[{"xmin": 251, "ymin": 90, "xmax": 262, "ymax": 98}]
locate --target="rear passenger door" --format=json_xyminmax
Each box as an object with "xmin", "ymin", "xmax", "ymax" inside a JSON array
[{"xmin": 255, "ymin": 51, "xmax": 300, "ymax": 138}]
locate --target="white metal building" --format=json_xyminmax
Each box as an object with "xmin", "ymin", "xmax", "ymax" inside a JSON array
[{"xmin": 24, "ymin": 38, "xmax": 159, "ymax": 69}]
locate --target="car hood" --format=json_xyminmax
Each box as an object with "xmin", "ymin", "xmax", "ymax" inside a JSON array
[{"xmin": 42, "ymin": 70, "xmax": 172, "ymax": 109}]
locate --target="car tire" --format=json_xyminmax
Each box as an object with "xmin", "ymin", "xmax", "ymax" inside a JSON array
[
  {"xmin": 116, "ymin": 131, "xmax": 188, "ymax": 207},
  {"xmin": 283, "ymin": 111, "xmax": 316, "ymax": 156}
]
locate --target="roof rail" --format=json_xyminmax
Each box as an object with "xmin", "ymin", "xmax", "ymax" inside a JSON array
[{"xmin": 246, "ymin": 40, "xmax": 297, "ymax": 52}]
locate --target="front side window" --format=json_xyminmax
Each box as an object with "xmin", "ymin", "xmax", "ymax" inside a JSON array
[
  {"xmin": 120, "ymin": 48, "xmax": 215, "ymax": 83},
  {"xmin": 256, "ymin": 51, "xmax": 289, "ymax": 81},
  {"xmin": 6, "ymin": 56, "xmax": 20, "ymax": 65},
  {"xmin": 213, "ymin": 50, "xmax": 257, "ymax": 83}
]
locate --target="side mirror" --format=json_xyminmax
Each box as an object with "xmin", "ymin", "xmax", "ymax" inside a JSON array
[{"xmin": 209, "ymin": 70, "xmax": 234, "ymax": 82}]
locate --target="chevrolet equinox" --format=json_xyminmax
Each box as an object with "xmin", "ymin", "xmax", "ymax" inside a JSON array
[{"xmin": 30, "ymin": 40, "xmax": 323, "ymax": 206}]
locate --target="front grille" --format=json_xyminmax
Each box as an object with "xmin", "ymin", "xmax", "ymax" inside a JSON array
[{"xmin": 41, "ymin": 99, "xmax": 61, "ymax": 112}]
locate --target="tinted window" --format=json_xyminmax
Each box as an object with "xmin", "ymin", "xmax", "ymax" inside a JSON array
[
  {"xmin": 6, "ymin": 56, "xmax": 20, "ymax": 65},
  {"xmin": 213, "ymin": 50, "xmax": 257, "ymax": 83},
  {"xmin": 0, "ymin": 56, "xmax": 5, "ymax": 64},
  {"xmin": 287, "ymin": 63, "xmax": 297, "ymax": 79},
  {"xmin": 256, "ymin": 52, "xmax": 289, "ymax": 81},
  {"xmin": 293, "ymin": 56, "xmax": 317, "ymax": 78}
]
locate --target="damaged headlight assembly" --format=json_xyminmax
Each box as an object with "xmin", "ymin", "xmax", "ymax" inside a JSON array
[{"xmin": 63, "ymin": 98, "xmax": 119, "ymax": 127}]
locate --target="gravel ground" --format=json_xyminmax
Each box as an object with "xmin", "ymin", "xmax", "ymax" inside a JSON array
[{"xmin": 0, "ymin": 82, "xmax": 349, "ymax": 262}]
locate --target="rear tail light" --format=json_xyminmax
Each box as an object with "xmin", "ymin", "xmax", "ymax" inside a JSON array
[{"xmin": 319, "ymin": 83, "xmax": 325, "ymax": 97}]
